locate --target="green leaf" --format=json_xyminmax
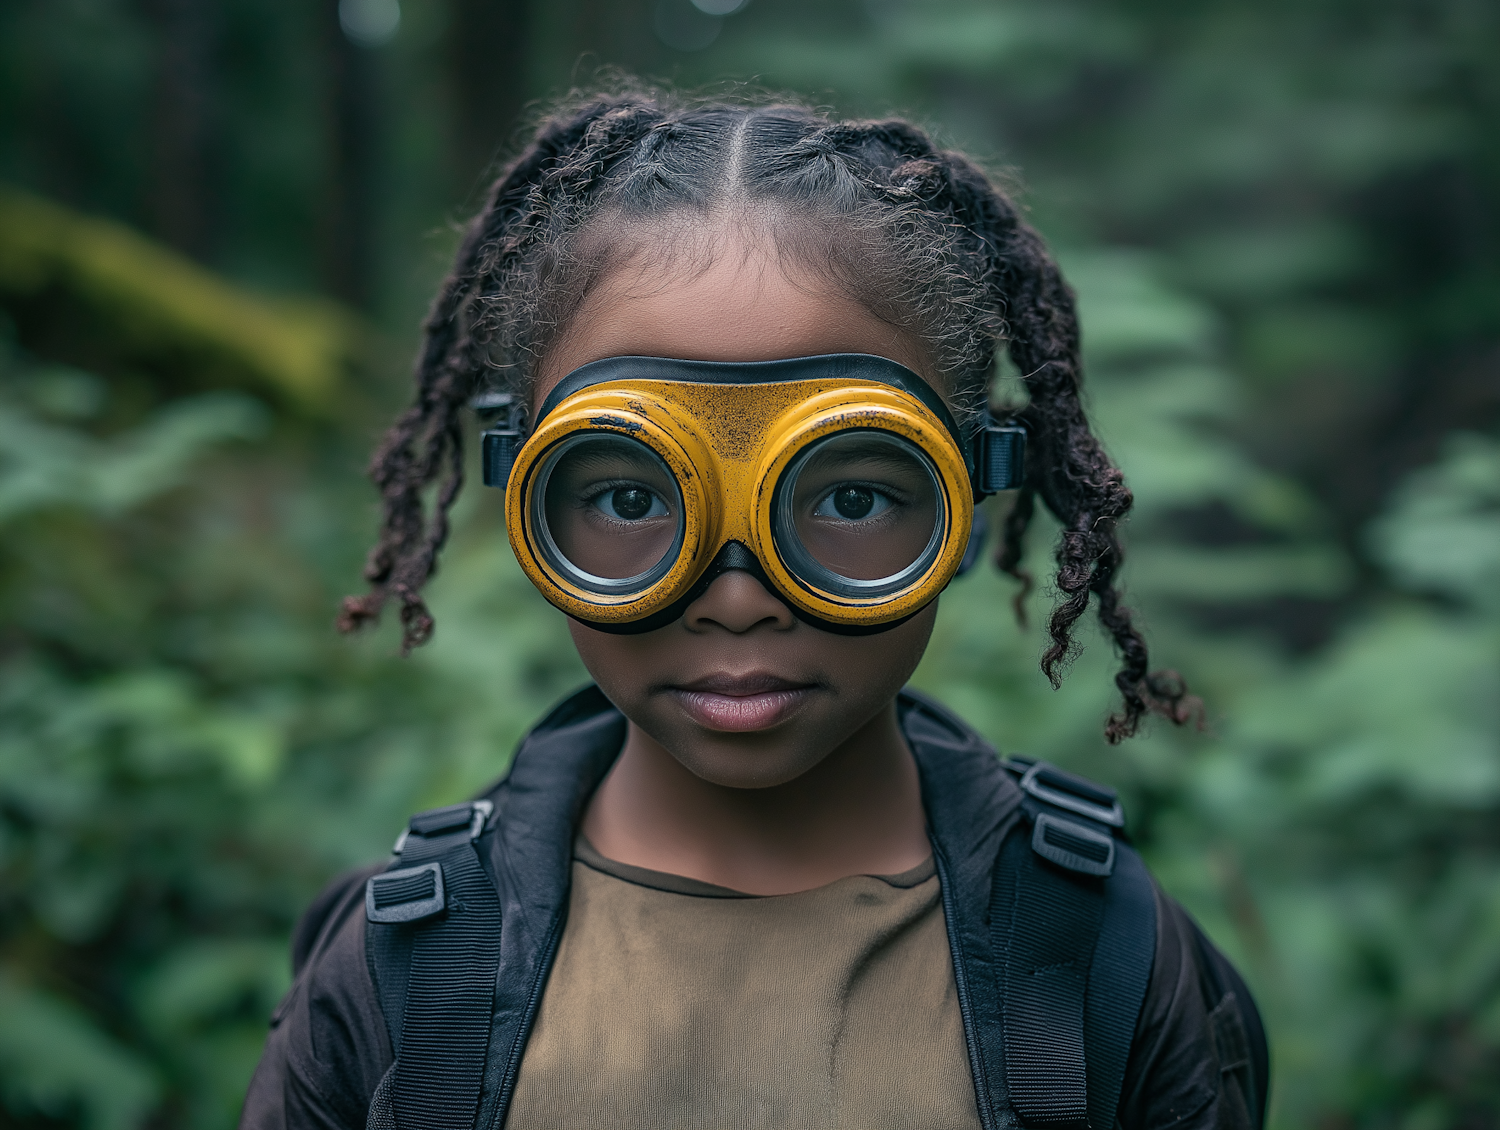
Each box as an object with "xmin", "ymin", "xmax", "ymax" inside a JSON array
[
  {"xmin": 0, "ymin": 390, "xmax": 269, "ymax": 523},
  {"xmin": 1369, "ymin": 431, "xmax": 1500, "ymax": 610},
  {"xmin": 0, "ymin": 974, "xmax": 161, "ymax": 1130}
]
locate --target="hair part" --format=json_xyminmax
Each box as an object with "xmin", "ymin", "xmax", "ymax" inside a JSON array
[{"xmin": 340, "ymin": 83, "xmax": 1201, "ymax": 742}]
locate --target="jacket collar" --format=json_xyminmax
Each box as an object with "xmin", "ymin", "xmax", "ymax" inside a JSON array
[
  {"xmin": 898, "ymin": 690, "xmax": 1022, "ymax": 1128},
  {"xmin": 489, "ymin": 684, "xmax": 1021, "ymax": 882}
]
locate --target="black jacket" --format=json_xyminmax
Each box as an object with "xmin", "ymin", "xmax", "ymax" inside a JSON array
[{"xmin": 243, "ymin": 685, "xmax": 1266, "ymax": 1130}]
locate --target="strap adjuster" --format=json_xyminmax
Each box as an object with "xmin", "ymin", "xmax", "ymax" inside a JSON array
[
  {"xmin": 475, "ymin": 391, "xmax": 523, "ymax": 489},
  {"xmin": 1032, "ymin": 812, "xmax": 1115, "ymax": 877},
  {"xmin": 1019, "ymin": 762, "xmax": 1124, "ymax": 828},
  {"xmin": 974, "ymin": 417, "xmax": 1026, "ymax": 495},
  {"xmin": 369, "ymin": 800, "xmax": 494, "ymax": 924},
  {"xmin": 366, "ymin": 862, "xmax": 446, "ymax": 924},
  {"xmin": 392, "ymin": 799, "xmax": 493, "ymax": 854}
]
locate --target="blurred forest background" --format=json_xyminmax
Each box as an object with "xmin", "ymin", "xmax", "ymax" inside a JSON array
[{"xmin": 1, "ymin": 0, "xmax": 1497, "ymax": 1127}]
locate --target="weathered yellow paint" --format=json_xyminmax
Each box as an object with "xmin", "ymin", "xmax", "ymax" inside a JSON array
[{"xmin": 506, "ymin": 377, "xmax": 973, "ymax": 628}]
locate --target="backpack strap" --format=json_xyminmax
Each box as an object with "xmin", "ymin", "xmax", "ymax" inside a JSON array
[
  {"xmin": 364, "ymin": 800, "xmax": 501, "ymax": 1130},
  {"xmin": 996, "ymin": 758, "xmax": 1156, "ymax": 1130}
]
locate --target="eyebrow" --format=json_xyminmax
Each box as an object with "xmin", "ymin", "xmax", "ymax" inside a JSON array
[{"xmin": 563, "ymin": 448, "xmax": 672, "ymax": 480}]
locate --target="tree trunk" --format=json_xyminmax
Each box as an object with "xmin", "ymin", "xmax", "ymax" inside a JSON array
[
  {"xmin": 449, "ymin": 0, "xmax": 532, "ymax": 202},
  {"xmin": 141, "ymin": 0, "xmax": 221, "ymax": 262},
  {"xmin": 321, "ymin": 0, "xmax": 379, "ymax": 309}
]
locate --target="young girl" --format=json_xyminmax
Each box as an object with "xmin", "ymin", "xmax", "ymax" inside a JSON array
[{"xmin": 242, "ymin": 89, "xmax": 1266, "ymax": 1130}]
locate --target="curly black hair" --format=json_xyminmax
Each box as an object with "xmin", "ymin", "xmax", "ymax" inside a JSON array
[{"xmin": 339, "ymin": 85, "xmax": 1199, "ymax": 743}]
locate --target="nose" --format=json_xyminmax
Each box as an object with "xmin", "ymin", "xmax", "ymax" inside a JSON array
[{"xmin": 683, "ymin": 569, "xmax": 797, "ymax": 634}]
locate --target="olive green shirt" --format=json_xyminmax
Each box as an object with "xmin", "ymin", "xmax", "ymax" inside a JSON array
[{"xmin": 506, "ymin": 839, "xmax": 983, "ymax": 1130}]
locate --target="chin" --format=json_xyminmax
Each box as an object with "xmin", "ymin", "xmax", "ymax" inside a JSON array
[
  {"xmin": 682, "ymin": 757, "xmax": 821, "ymax": 791},
  {"xmin": 666, "ymin": 728, "xmax": 829, "ymax": 790}
]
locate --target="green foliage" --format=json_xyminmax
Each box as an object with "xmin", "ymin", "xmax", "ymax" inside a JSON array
[
  {"xmin": 0, "ymin": 975, "xmax": 159, "ymax": 1130},
  {"xmin": 0, "ymin": 301, "xmax": 584, "ymax": 1129},
  {"xmin": 1371, "ymin": 433, "xmax": 1500, "ymax": 611}
]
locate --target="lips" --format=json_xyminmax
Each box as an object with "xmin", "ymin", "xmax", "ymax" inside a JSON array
[{"xmin": 668, "ymin": 672, "xmax": 817, "ymax": 732}]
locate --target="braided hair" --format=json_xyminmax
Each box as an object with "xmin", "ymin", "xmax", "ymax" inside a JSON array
[{"xmin": 340, "ymin": 86, "xmax": 1200, "ymax": 742}]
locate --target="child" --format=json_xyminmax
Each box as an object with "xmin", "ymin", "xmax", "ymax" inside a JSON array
[{"xmin": 242, "ymin": 89, "xmax": 1267, "ymax": 1130}]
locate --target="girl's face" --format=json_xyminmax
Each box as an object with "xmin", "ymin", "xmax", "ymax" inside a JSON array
[{"xmin": 532, "ymin": 231, "xmax": 942, "ymax": 789}]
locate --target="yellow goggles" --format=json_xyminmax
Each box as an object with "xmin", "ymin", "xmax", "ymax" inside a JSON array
[{"xmin": 481, "ymin": 354, "xmax": 1024, "ymax": 634}]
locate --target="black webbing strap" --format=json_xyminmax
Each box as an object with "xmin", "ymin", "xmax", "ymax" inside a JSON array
[
  {"xmin": 994, "ymin": 827, "xmax": 1102, "ymax": 1128},
  {"xmin": 995, "ymin": 759, "xmax": 1156, "ymax": 1130},
  {"xmin": 365, "ymin": 801, "xmax": 502, "ymax": 1130},
  {"xmin": 1084, "ymin": 840, "xmax": 1156, "ymax": 1130}
]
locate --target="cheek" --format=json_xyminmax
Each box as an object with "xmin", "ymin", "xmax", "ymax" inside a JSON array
[
  {"xmin": 831, "ymin": 605, "xmax": 937, "ymax": 703},
  {"xmin": 566, "ymin": 619, "xmax": 659, "ymax": 700}
]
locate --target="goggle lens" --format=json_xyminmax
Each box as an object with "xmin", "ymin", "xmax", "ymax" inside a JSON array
[
  {"xmin": 775, "ymin": 430, "xmax": 946, "ymax": 599},
  {"xmin": 534, "ymin": 433, "xmax": 684, "ymax": 595}
]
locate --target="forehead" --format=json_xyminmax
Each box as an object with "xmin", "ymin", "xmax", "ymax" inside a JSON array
[{"xmin": 532, "ymin": 232, "xmax": 937, "ymax": 410}]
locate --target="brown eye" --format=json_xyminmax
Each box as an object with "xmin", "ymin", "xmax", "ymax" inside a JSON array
[
  {"xmin": 536, "ymin": 433, "xmax": 683, "ymax": 590},
  {"xmin": 775, "ymin": 429, "xmax": 944, "ymax": 596},
  {"xmin": 603, "ymin": 487, "xmax": 658, "ymax": 521},
  {"xmin": 819, "ymin": 485, "xmax": 893, "ymax": 521}
]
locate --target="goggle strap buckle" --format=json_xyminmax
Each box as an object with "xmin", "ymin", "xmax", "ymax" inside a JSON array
[
  {"xmin": 474, "ymin": 391, "xmax": 524, "ymax": 490},
  {"xmin": 975, "ymin": 418, "xmax": 1027, "ymax": 496},
  {"xmin": 481, "ymin": 428, "xmax": 521, "ymax": 488}
]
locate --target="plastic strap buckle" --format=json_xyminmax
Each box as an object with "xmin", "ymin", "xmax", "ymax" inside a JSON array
[
  {"xmin": 366, "ymin": 862, "xmax": 445, "ymax": 924},
  {"xmin": 1032, "ymin": 811, "xmax": 1115, "ymax": 877},
  {"xmin": 391, "ymin": 799, "xmax": 493, "ymax": 855},
  {"xmin": 1018, "ymin": 761, "xmax": 1125, "ymax": 828},
  {"xmin": 974, "ymin": 418, "xmax": 1026, "ymax": 495},
  {"xmin": 1002, "ymin": 758, "xmax": 1124, "ymax": 877},
  {"xmin": 475, "ymin": 391, "xmax": 523, "ymax": 489},
  {"xmin": 368, "ymin": 800, "xmax": 494, "ymax": 924}
]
